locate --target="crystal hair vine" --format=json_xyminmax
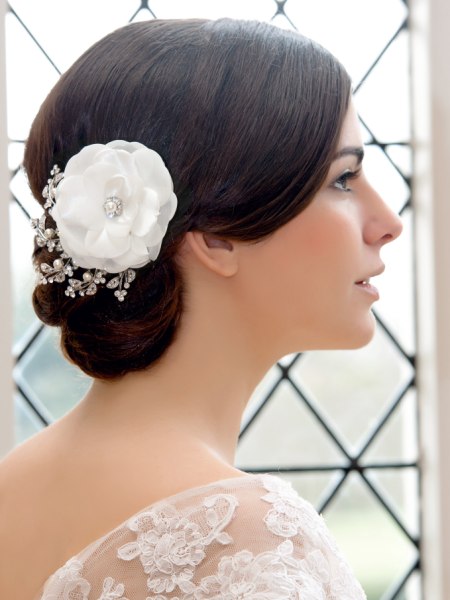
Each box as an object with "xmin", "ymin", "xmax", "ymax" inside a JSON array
[{"xmin": 31, "ymin": 141, "xmax": 178, "ymax": 301}]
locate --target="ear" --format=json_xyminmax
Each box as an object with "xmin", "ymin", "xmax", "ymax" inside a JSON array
[{"xmin": 182, "ymin": 231, "xmax": 239, "ymax": 277}]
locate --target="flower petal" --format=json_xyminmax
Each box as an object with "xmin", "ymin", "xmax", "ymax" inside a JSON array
[
  {"xmin": 84, "ymin": 229, "xmax": 130, "ymax": 259},
  {"xmin": 107, "ymin": 140, "xmax": 147, "ymax": 153},
  {"xmin": 161, "ymin": 192, "xmax": 178, "ymax": 221},
  {"xmin": 64, "ymin": 144, "xmax": 105, "ymax": 176},
  {"xmin": 134, "ymin": 149, "xmax": 172, "ymax": 199}
]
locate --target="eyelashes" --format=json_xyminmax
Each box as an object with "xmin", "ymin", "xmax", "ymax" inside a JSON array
[{"xmin": 332, "ymin": 168, "xmax": 362, "ymax": 192}]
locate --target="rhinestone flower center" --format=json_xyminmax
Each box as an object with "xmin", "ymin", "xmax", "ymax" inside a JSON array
[{"xmin": 103, "ymin": 195, "xmax": 123, "ymax": 218}]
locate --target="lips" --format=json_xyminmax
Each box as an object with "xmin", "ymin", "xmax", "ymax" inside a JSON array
[
  {"xmin": 354, "ymin": 265, "xmax": 384, "ymax": 300},
  {"xmin": 354, "ymin": 279, "xmax": 380, "ymax": 300},
  {"xmin": 355, "ymin": 265, "xmax": 385, "ymax": 285}
]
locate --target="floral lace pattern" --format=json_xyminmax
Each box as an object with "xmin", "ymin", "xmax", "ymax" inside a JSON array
[
  {"xmin": 260, "ymin": 475, "xmax": 333, "ymax": 549},
  {"xmin": 260, "ymin": 475, "xmax": 366, "ymax": 599},
  {"xmin": 37, "ymin": 475, "xmax": 366, "ymax": 600},
  {"xmin": 98, "ymin": 577, "xmax": 129, "ymax": 600},
  {"xmin": 41, "ymin": 558, "xmax": 91, "ymax": 600},
  {"xmin": 117, "ymin": 494, "xmax": 237, "ymax": 595},
  {"xmin": 167, "ymin": 541, "xmax": 329, "ymax": 600}
]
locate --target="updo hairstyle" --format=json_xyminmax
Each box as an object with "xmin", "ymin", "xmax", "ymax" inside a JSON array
[{"xmin": 24, "ymin": 18, "xmax": 351, "ymax": 379}]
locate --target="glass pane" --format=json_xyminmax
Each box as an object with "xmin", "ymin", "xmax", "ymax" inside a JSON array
[
  {"xmin": 10, "ymin": 158, "xmax": 41, "ymax": 218},
  {"xmin": 363, "ymin": 143, "xmax": 410, "ymax": 215},
  {"xmin": 9, "ymin": 200, "xmax": 36, "ymax": 345},
  {"xmin": 8, "ymin": 0, "xmax": 140, "ymax": 72},
  {"xmin": 402, "ymin": 571, "xmax": 421, "ymax": 600},
  {"xmin": 5, "ymin": 11, "xmax": 59, "ymax": 140},
  {"xmin": 151, "ymin": 0, "xmax": 276, "ymax": 20},
  {"xmin": 270, "ymin": 471, "xmax": 344, "ymax": 508},
  {"xmin": 236, "ymin": 380, "xmax": 346, "ymax": 469},
  {"xmin": 289, "ymin": 327, "xmax": 414, "ymax": 450},
  {"xmin": 324, "ymin": 472, "xmax": 418, "ymax": 600},
  {"xmin": 14, "ymin": 391, "xmax": 43, "ymax": 445},
  {"xmin": 8, "ymin": 141, "xmax": 24, "ymax": 170},
  {"xmin": 284, "ymin": 0, "xmax": 407, "ymax": 84},
  {"xmin": 364, "ymin": 467, "xmax": 420, "ymax": 538},
  {"xmin": 16, "ymin": 327, "xmax": 91, "ymax": 420},
  {"xmin": 355, "ymin": 31, "xmax": 411, "ymax": 143},
  {"xmin": 362, "ymin": 388, "xmax": 418, "ymax": 465}
]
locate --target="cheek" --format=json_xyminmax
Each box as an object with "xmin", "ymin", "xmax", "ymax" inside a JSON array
[
  {"xmin": 235, "ymin": 204, "xmax": 362, "ymax": 312},
  {"xmin": 283, "ymin": 208, "xmax": 358, "ymax": 286}
]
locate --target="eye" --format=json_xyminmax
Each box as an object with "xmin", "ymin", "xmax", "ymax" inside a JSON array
[{"xmin": 332, "ymin": 168, "xmax": 361, "ymax": 192}]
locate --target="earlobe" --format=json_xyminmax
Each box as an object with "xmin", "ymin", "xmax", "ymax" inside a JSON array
[{"xmin": 183, "ymin": 231, "xmax": 239, "ymax": 277}]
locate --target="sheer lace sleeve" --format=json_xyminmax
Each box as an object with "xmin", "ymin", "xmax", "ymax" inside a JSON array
[{"xmin": 37, "ymin": 474, "xmax": 366, "ymax": 599}]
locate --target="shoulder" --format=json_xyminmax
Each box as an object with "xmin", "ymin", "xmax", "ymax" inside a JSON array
[
  {"xmin": 38, "ymin": 474, "xmax": 367, "ymax": 599},
  {"xmin": 0, "ymin": 436, "xmax": 65, "ymax": 599}
]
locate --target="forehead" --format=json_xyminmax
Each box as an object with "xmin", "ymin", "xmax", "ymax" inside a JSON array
[{"xmin": 337, "ymin": 101, "xmax": 363, "ymax": 149}]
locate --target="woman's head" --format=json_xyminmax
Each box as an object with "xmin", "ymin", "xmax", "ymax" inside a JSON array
[{"xmin": 24, "ymin": 18, "xmax": 352, "ymax": 379}]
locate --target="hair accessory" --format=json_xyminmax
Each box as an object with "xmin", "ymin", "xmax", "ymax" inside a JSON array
[{"xmin": 31, "ymin": 141, "xmax": 178, "ymax": 301}]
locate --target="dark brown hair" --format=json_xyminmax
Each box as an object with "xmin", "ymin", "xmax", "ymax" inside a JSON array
[{"xmin": 24, "ymin": 18, "xmax": 351, "ymax": 379}]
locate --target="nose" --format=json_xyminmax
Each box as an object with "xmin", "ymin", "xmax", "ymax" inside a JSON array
[{"xmin": 363, "ymin": 185, "xmax": 403, "ymax": 247}]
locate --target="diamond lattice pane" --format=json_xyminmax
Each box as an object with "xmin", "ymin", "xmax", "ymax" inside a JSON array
[
  {"xmin": 5, "ymin": 11, "xmax": 59, "ymax": 140},
  {"xmin": 361, "ymin": 388, "xmax": 418, "ymax": 466},
  {"xmin": 9, "ymin": 201, "xmax": 36, "ymax": 345},
  {"xmin": 289, "ymin": 327, "xmax": 414, "ymax": 451},
  {"xmin": 364, "ymin": 467, "xmax": 420, "ymax": 540},
  {"xmin": 355, "ymin": 30, "xmax": 411, "ymax": 143},
  {"xmin": 15, "ymin": 327, "xmax": 91, "ymax": 420},
  {"xmin": 8, "ymin": 0, "xmax": 140, "ymax": 73},
  {"xmin": 236, "ymin": 379, "xmax": 346, "ymax": 469},
  {"xmin": 323, "ymin": 472, "xmax": 418, "ymax": 600},
  {"xmin": 147, "ymin": 0, "xmax": 275, "ymax": 20},
  {"xmin": 283, "ymin": 0, "xmax": 408, "ymax": 84},
  {"xmin": 14, "ymin": 392, "xmax": 43, "ymax": 444}
]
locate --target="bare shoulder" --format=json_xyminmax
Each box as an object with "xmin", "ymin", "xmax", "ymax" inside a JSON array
[
  {"xmin": 0, "ymin": 423, "xmax": 244, "ymax": 599},
  {"xmin": 0, "ymin": 431, "xmax": 62, "ymax": 599}
]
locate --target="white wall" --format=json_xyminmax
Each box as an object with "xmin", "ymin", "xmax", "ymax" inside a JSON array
[
  {"xmin": 411, "ymin": 0, "xmax": 450, "ymax": 598},
  {"xmin": 0, "ymin": 0, "xmax": 14, "ymax": 457}
]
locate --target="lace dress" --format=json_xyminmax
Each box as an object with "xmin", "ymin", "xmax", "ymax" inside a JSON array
[{"xmin": 34, "ymin": 474, "xmax": 367, "ymax": 599}]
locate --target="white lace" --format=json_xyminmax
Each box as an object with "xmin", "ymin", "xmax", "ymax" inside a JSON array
[{"xmin": 37, "ymin": 475, "xmax": 366, "ymax": 600}]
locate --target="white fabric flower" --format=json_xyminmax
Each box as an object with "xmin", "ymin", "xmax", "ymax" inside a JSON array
[{"xmin": 51, "ymin": 141, "xmax": 177, "ymax": 273}]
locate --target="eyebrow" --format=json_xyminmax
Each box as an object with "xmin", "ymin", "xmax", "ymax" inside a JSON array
[{"xmin": 333, "ymin": 146, "xmax": 365, "ymax": 164}]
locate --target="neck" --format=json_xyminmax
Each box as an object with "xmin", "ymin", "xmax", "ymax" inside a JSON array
[{"xmin": 66, "ymin": 282, "xmax": 276, "ymax": 468}]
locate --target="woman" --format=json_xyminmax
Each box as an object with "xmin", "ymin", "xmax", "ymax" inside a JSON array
[{"xmin": 0, "ymin": 18, "xmax": 402, "ymax": 599}]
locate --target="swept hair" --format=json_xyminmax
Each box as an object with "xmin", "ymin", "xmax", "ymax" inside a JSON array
[{"xmin": 24, "ymin": 18, "xmax": 351, "ymax": 379}]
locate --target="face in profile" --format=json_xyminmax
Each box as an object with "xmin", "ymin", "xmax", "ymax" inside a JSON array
[{"xmin": 232, "ymin": 101, "xmax": 403, "ymax": 356}]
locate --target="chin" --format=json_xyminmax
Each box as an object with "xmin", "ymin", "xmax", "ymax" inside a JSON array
[
  {"xmin": 316, "ymin": 314, "xmax": 376, "ymax": 351},
  {"xmin": 339, "ymin": 314, "xmax": 376, "ymax": 349},
  {"xmin": 282, "ymin": 313, "xmax": 376, "ymax": 353}
]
